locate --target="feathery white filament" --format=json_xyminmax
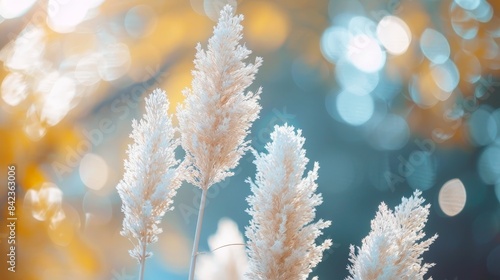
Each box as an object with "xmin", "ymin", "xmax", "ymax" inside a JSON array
[
  {"xmin": 246, "ymin": 124, "xmax": 332, "ymax": 280},
  {"xmin": 117, "ymin": 89, "xmax": 182, "ymax": 263},
  {"xmin": 177, "ymin": 4, "xmax": 262, "ymax": 190},
  {"xmin": 346, "ymin": 190, "xmax": 438, "ymax": 280}
]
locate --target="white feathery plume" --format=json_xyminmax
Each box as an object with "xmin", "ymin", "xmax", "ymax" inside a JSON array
[
  {"xmin": 117, "ymin": 89, "xmax": 182, "ymax": 280},
  {"xmin": 177, "ymin": 5, "xmax": 262, "ymax": 279},
  {"xmin": 346, "ymin": 190, "xmax": 438, "ymax": 280},
  {"xmin": 177, "ymin": 4, "xmax": 262, "ymax": 190},
  {"xmin": 245, "ymin": 124, "xmax": 332, "ymax": 280},
  {"xmin": 195, "ymin": 218, "xmax": 248, "ymax": 280}
]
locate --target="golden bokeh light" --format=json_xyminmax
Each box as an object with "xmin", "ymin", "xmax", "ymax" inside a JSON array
[{"xmin": 242, "ymin": 1, "xmax": 290, "ymax": 52}]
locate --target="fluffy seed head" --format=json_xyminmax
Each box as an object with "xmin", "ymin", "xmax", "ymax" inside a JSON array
[
  {"xmin": 245, "ymin": 124, "xmax": 332, "ymax": 280},
  {"xmin": 346, "ymin": 190, "xmax": 438, "ymax": 280},
  {"xmin": 177, "ymin": 5, "xmax": 262, "ymax": 190},
  {"xmin": 117, "ymin": 89, "xmax": 182, "ymax": 262}
]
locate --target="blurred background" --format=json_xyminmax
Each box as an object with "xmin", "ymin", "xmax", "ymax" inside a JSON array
[{"xmin": 1, "ymin": 0, "xmax": 500, "ymax": 279}]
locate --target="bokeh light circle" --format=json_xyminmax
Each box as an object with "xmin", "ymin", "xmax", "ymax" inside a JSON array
[
  {"xmin": 47, "ymin": 0, "xmax": 104, "ymax": 33},
  {"xmin": 124, "ymin": 5, "xmax": 157, "ymax": 38},
  {"xmin": 478, "ymin": 144, "xmax": 500, "ymax": 184},
  {"xmin": 347, "ymin": 35, "xmax": 386, "ymax": 73},
  {"xmin": 468, "ymin": 106, "xmax": 497, "ymax": 146},
  {"xmin": 41, "ymin": 75, "xmax": 77, "ymax": 126},
  {"xmin": 368, "ymin": 114, "xmax": 410, "ymax": 151},
  {"xmin": 204, "ymin": 0, "xmax": 237, "ymax": 21},
  {"xmin": 24, "ymin": 182, "xmax": 63, "ymax": 223},
  {"xmin": 450, "ymin": 2, "xmax": 479, "ymax": 40},
  {"xmin": 376, "ymin": 16, "xmax": 411, "ymax": 55},
  {"xmin": 75, "ymin": 55, "xmax": 101, "ymax": 86},
  {"xmin": 320, "ymin": 26, "xmax": 349, "ymax": 63},
  {"xmin": 439, "ymin": 178, "xmax": 467, "ymax": 216},
  {"xmin": 430, "ymin": 59, "xmax": 460, "ymax": 94},
  {"xmin": 336, "ymin": 90, "xmax": 374, "ymax": 126},
  {"xmin": 1, "ymin": 72, "xmax": 29, "ymax": 106},
  {"xmin": 471, "ymin": 0, "xmax": 493, "ymax": 23},
  {"xmin": 243, "ymin": 1, "xmax": 289, "ymax": 52},
  {"xmin": 335, "ymin": 58, "xmax": 379, "ymax": 96},
  {"xmin": 420, "ymin": 28, "xmax": 450, "ymax": 64},
  {"xmin": 454, "ymin": 0, "xmax": 480, "ymax": 10},
  {"xmin": 409, "ymin": 73, "xmax": 440, "ymax": 108},
  {"xmin": 79, "ymin": 153, "xmax": 109, "ymax": 190},
  {"xmin": 0, "ymin": 0, "xmax": 36, "ymax": 19}
]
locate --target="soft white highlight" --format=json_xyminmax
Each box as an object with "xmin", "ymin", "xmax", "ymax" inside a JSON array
[
  {"xmin": 246, "ymin": 124, "xmax": 332, "ymax": 280},
  {"xmin": 196, "ymin": 218, "xmax": 248, "ymax": 280},
  {"xmin": 347, "ymin": 190, "xmax": 438, "ymax": 280},
  {"xmin": 177, "ymin": 4, "xmax": 262, "ymax": 190},
  {"xmin": 117, "ymin": 89, "xmax": 182, "ymax": 264}
]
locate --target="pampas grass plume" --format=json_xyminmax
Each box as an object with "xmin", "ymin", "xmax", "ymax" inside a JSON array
[
  {"xmin": 116, "ymin": 89, "xmax": 182, "ymax": 280},
  {"xmin": 346, "ymin": 190, "xmax": 437, "ymax": 280},
  {"xmin": 245, "ymin": 124, "xmax": 332, "ymax": 280},
  {"xmin": 177, "ymin": 4, "xmax": 262, "ymax": 190}
]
